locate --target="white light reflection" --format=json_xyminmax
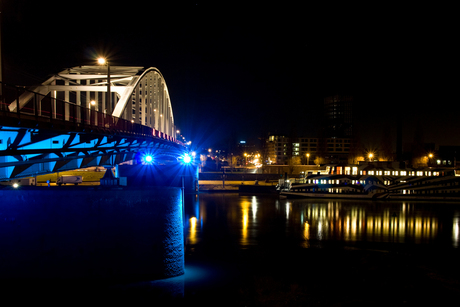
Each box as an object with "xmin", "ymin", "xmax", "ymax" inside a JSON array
[
  {"xmin": 251, "ymin": 196, "xmax": 258, "ymax": 220},
  {"xmin": 453, "ymin": 217, "xmax": 460, "ymax": 248},
  {"xmin": 317, "ymin": 221, "xmax": 323, "ymax": 240}
]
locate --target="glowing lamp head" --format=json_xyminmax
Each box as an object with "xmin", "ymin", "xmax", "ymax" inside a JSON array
[
  {"xmin": 13, "ymin": 183, "xmax": 19, "ymax": 188},
  {"xmin": 144, "ymin": 155, "xmax": 153, "ymax": 163},
  {"xmin": 97, "ymin": 57, "xmax": 107, "ymax": 65},
  {"xmin": 183, "ymin": 154, "xmax": 192, "ymax": 164}
]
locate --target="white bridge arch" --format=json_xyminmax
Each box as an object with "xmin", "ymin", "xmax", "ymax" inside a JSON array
[{"xmin": 9, "ymin": 66, "xmax": 176, "ymax": 139}]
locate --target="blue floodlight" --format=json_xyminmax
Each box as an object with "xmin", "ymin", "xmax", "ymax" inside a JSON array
[
  {"xmin": 144, "ymin": 155, "xmax": 153, "ymax": 163},
  {"xmin": 183, "ymin": 154, "xmax": 192, "ymax": 164}
]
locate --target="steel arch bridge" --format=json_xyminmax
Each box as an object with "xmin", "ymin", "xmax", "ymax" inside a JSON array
[
  {"xmin": 0, "ymin": 66, "xmax": 187, "ymax": 180},
  {"xmin": 9, "ymin": 66, "xmax": 176, "ymax": 134}
]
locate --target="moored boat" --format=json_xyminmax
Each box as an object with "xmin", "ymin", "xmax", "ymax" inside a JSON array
[{"xmin": 280, "ymin": 162, "xmax": 460, "ymax": 200}]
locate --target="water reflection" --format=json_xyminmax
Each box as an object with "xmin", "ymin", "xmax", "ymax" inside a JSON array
[
  {"xmin": 453, "ymin": 217, "xmax": 460, "ymax": 248},
  {"xmin": 240, "ymin": 196, "xmax": 259, "ymax": 246},
  {"xmin": 185, "ymin": 194, "xmax": 202, "ymax": 246},
  {"xmin": 300, "ymin": 201, "xmax": 442, "ymax": 245},
  {"xmin": 189, "ymin": 217, "xmax": 198, "ymax": 245},
  {"xmin": 185, "ymin": 194, "xmax": 460, "ymax": 250}
]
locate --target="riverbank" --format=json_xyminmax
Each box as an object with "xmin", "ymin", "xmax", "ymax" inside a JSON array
[{"xmin": 198, "ymin": 180, "xmax": 277, "ymax": 193}]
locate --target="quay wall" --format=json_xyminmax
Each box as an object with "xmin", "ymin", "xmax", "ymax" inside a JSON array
[
  {"xmin": 0, "ymin": 186, "xmax": 184, "ymax": 280},
  {"xmin": 199, "ymin": 172, "xmax": 283, "ymax": 181}
]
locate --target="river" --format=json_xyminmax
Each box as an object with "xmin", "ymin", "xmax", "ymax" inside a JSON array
[
  {"xmin": 184, "ymin": 194, "xmax": 460, "ymax": 250},
  {"xmin": 101, "ymin": 193, "xmax": 460, "ymax": 305},
  {"xmin": 177, "ymin": 193, "xmax": 460, "ymax": 305}
]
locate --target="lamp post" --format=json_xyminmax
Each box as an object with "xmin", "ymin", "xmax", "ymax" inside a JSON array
[
  {"xmin": 306, "ymin": 153, "xmax": 310, "ymax": 165},
  {"xmin": 428, "ymin": 153, "xmax": 433, "ymax": 166},
  {"xmin": 98, "ymin": 57, "xmax": 111, "ymax": 114}
]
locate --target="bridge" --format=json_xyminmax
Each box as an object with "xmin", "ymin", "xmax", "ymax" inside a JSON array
[{"xmin": 0, "ymin": 66, "xmax": 188, "ymax": 180}]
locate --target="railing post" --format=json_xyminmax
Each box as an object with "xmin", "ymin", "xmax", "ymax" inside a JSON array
[
  {"xmin": 0, "ymin": 82, "xmax": 4, "ymax": 112},
  {"xmin": 34, "ymin": 92, "xmax": 38, "ymax": 119},
  {"xmin": 16, "ymin": 87, "xmax": 20, "ymax": 117},
  {"xmin": 62, "ymin": 100, "xmax": 66, "ymax": 124},
  {"xmin": 73, "ymin": 104, "xmax": 77, "ymax": 125}
]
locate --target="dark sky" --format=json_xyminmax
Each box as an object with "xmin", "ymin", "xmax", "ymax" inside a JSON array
[{"xmin": 1, "ymin": 1, "xmax": 458, "ymax": 151}]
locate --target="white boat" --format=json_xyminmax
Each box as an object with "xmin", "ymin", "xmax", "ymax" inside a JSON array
[{"xmin": 280, "ymin": 163, "xmax": 460, "ymax": 200}]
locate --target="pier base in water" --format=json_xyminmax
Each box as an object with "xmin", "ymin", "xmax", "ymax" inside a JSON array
[{"xmin": 0, "ymin": 187, "xmax": 184, "ymax": 280}]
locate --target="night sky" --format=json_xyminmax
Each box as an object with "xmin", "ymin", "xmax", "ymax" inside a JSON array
[{"xmin": 1, "ymin": 1, "xmax": 458, "ymax": 151}]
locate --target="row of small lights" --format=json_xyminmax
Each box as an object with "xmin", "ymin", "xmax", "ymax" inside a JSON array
[{"xmin": 176, "ymin": 130, "xmax": 192, "ymax": 146}]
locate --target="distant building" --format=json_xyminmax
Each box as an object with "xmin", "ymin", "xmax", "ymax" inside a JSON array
[
  {"xmin": 264, "ymin": 134, "xmax": 353, "ymax": 165},
  {"xmin": 264, "ymin": 135, "xmax": 291, "ymax": 165},
  {"xmin": 324, "ymin": 94, "xmax": 353, "ymax": 138},
  {"xmin": 437, "ymin": 146, "xmax": 460, "ymax": 167},
  {"xmin": 264, "ymin": 94, "xmax": 356, "ymax": 165}
]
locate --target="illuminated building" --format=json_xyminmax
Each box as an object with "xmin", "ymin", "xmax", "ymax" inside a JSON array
[
  {"xmin": 265, "ymin": 135, "xmax": 290, "ymax": 165},
  {"xmin": 265, "ymin": 135, "xmax": 352, "ymax": 165}
]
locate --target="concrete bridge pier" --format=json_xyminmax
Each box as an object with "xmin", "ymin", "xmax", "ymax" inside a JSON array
[{"xmin": 0, "ymin": 186, "xmax": 185, "ymax": 283}]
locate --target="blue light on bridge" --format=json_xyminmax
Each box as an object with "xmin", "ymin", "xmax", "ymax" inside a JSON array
[
  {"xmin": 143, "ymin": 154, "xmax": 154, "ymax": 164},
  {"xmin": 183, "ymin": 154, "xmax": 192, "ymax": 164}
]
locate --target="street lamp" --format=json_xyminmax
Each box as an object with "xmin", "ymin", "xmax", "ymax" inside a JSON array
[
  {"xmin": 97, "ymin": 57, "xmax": 111, "ymax": 113},
  {"xmin": 368, "ymin": 153, "xmax": 374, "ymax": 162},
  {"xmin": 306, "ymin": 153, "xmax": 310, "ymax": 165},
  {"xmin": 428, "ymin": 153, "xmax": 433, "ymax": 166}
]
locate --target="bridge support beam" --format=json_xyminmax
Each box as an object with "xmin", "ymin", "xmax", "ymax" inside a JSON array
[{"xmin": 118, "ymin": 163, "xmax": 199, "ymax": 194}]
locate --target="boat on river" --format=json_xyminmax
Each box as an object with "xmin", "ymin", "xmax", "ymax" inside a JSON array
[{"xmin": 279, "ymin": 162, "xmax": 460, "ymax": 200}]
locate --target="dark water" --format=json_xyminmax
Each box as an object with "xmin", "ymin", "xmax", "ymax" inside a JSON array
[
  {"xmin": 184, "ymin": 194, "xmax": 460, "ymax": 250},
  {"xmin": 176, "ymin": 194, "xmax": 460, "ymax": 305},
  {"xmin": 72, "ymin": 194, "xmax": 460, "ymax": 305}
]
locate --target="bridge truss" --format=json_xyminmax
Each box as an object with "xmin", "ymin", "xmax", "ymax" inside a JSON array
[
  {"xmin": 8, "ymin": 66, "xmax": 176, "ymax": 136},
  {"xmin": 0, "ymin": 67, "xmax": 186, "ymax": 180}
]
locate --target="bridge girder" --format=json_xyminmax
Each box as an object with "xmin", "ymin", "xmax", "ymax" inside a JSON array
[{"xmin": 0, "ymin": 125, "xmax": 183, "ymax": 180}]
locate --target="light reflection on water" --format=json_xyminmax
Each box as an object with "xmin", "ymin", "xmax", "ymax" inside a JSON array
[{"xmin": 185, "ymin": 194, "xmax": 460, "ymax": 250}]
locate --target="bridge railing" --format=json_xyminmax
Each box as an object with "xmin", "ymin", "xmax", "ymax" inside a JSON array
[{"xmin": 0, "ymin": 82, "xmax": 184, "ymax": 146}]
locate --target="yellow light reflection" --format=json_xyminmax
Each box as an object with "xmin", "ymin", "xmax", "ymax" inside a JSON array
[
  {"xmin": 241, "ymin": 200, "xmax": 250, "ymax": 245},
  {"xmin": 304, "ymin": 221, "xmax": 310, "ymax": 240},
  {"xmin": 189, "ymin": 217, "xmax": 197, "ymax": 245},
  {"xmin": 302, "ymin": 221, "xmax": 310, "ymax": 248},
  {"xmin": 298, "ymin": 202, "xmax": 441, "ymax": 246},
  {"xmin": 286, "ymin": 202, "xmax": 291, "ymax": 219}
]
